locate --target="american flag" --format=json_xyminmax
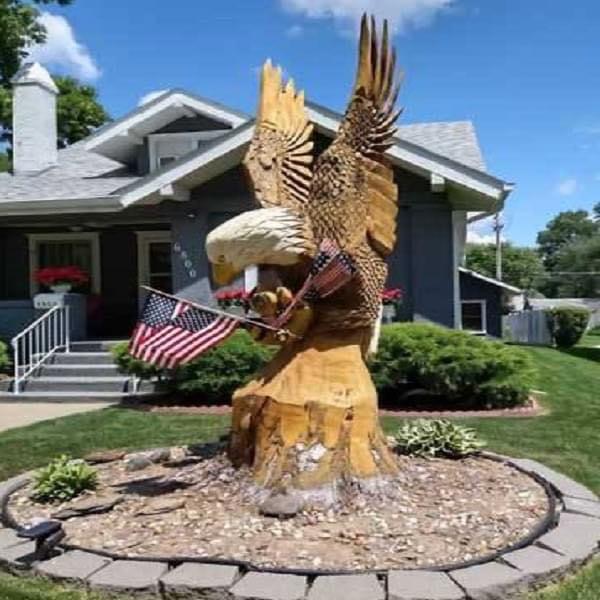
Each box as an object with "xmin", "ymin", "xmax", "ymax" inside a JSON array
[
  {"xmin": 129, "ymin": 293, "xmax": 187, "ymax": 358},
  {"xmin": 273, "ymin": 239, "xmax": 355, "ymax": 327},
  {"xmin": 137, "ymin": 303, "xmax": 239, "ymax": 369}
]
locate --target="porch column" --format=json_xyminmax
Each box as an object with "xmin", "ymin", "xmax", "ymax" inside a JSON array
[{"xmin": 171, "ymin": 212, "xmax": 213, "ymax": 305}]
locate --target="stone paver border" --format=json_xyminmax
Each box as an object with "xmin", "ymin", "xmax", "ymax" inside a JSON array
[{"xmin": 0, "ymin": 454, "xmax": 598, "ymax": 599}]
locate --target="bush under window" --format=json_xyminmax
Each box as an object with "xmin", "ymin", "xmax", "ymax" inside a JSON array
[
  {"xmin": 370, "ymin": 323, "xmax": 536, "ymax": 408},
  {"xmin": 0, "ymin": 340, "xmax": 9, "ymax": 374},
  {"xmin": 545, "ymin": 307, "xmax": 590, "ymax": 348}
]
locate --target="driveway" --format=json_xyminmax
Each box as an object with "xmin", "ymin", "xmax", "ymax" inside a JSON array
[{"xmin": 0, "ymin": 402, "xmax": 115, "ymax": 432}]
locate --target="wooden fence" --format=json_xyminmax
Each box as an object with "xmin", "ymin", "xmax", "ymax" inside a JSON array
[{"xmin": 502, "ymin": 311, "xmax": 553, "ymax": 346}]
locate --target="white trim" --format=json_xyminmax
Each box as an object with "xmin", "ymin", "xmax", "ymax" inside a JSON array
[
  {"xmin": 459, "ymin": 267, "xmax": 522, "ymax": 294},
  {"xmin": 120, "ymin": 104, "xmax": 512, "ymax": 209},
  {"xmin": 27, "ymin": 232, "xmax": 101, "ymax": 296},
  {"xmin": 461, "ymin": 299, "xmax": 487, "ymax": 334},
  {"xmin": 85, "ymin": 91, "xmax": 247, "ymax": 155},
  {"xmin": 136, "ymin": 231, "xmax": 172, "ymax": 306}
]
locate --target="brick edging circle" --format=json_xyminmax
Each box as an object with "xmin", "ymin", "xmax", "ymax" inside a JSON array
[{"xmin": 1, "ymin": 454, "xmax": 599, "ymax": 599}]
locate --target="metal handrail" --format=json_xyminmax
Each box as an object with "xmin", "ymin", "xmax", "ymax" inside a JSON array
[{"xmin": 11, "ymin": 305, "xmax": 70, "ymax": 394}]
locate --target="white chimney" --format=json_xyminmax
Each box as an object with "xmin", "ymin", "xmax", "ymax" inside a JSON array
[{"xmin": 11, "ymin": 62, "xmax": 59, "ymax": 175}]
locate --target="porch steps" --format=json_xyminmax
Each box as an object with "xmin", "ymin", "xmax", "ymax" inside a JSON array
[{"xmin": 0, "ymin": 340, "xmax": 160, "ymax": 402}]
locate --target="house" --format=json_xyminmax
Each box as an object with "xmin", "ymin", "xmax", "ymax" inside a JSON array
[
  {"xmin": 459, "ymin": 267, "xmax": 522, "ymax": 337},
  {"xmin": 0, "ymin": 62, "xmax": 514, "ymax": 342}
]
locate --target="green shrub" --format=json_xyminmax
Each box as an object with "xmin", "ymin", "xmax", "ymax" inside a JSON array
[
  {"xmin": 589, "ymin": 325, "xmax": 600, "ymax": 337},
  {"xmin": 32, "ymin": 455, "xmax": 97, "ymax": 503},
  {"xmin": 394, "ymin": 419, "xmax": 485, "ymax": 458},
  {"xmin": 173, "ymin": 330, "xmax": 276, "ymax": 400},
  {"xmin": 114, "ymin": 331, "xmax": 276, "ymax": 401},
  {"xmin": 0, "ymin": 340, "xmax": 9, "ymax": 374},
  {"xmin": 545, "ymin": 307, "xmax": 590, "ymax": 348},
  {"xmin": 370, "ymin": 323, "xmax": 536, "ymax": 408}
]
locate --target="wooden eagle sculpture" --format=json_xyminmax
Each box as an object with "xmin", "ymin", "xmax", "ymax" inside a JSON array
[{"xmin": 206, "ymin": 15, "xmax": 402, "ymax": 501}]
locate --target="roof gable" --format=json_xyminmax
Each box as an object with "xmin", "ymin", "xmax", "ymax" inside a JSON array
[{"xmin": 84, "ymin": 90, "xmax": 249, "ymax": 165}]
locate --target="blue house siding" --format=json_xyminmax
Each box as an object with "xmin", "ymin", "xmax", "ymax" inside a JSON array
[{"xmin": 459, "ymin": 271, "xmax": 503, "ymax": 337}]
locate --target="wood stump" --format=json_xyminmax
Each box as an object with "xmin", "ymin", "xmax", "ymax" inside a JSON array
[{"xmin": 229, "ymin": 327, "xmax": 398, "ymax": 496}]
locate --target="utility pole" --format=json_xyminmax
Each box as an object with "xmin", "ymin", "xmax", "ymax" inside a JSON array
[{"xmin": 493, "ymin": 212, "xmax": 504, "ymax": 281}]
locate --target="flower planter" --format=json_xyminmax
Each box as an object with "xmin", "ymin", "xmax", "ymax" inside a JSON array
[
  {"xmin": 50, "ymin": 283, "xmax": 72, "ymax": 294},
  {"xmin": 382, "ymin": 304, "xmax": 397, "ymax": 324}
]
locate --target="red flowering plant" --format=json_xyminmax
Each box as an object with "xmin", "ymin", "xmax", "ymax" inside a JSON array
[
  {"xmin": 214, "ymin": 288, "xmax": 251, "ymax": 312},
  {"xmin": 381, "ymin": 287, "xmax": 403, "ymax": 306},
  {"xmin": 35, "ymin": 266, "xmax": 89, "ymax": 289}
]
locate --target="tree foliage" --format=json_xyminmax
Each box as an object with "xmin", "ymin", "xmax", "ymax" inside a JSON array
[
  {"xmin": 553, "ymin": 236, "xmax": 600, "ymax": 297},
  {"xmin": 465, "ymin": 242, "xmax": 546, "ymax": 291},
  {"xmin": 536, "ymin": 210, "xmax": 599, "ymax": 271}
]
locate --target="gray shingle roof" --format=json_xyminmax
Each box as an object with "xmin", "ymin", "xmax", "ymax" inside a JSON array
[
  {"xmin": 397, "ymin": 121, "xmax": 486, "ymax": 172},
  {"xmin": 0, "ymin": 142, "xmax": 139, "ymax": 202}
]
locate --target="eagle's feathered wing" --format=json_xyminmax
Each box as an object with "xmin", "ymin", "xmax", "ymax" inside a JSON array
[{"xmin": 242, "ymin": 15, "xmax": 401, "ymax": 328}]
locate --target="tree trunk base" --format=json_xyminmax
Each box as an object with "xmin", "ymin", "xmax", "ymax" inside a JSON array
[{"xmin": 228, "ymin": 327, "xmax": 398, "ymax": 500}]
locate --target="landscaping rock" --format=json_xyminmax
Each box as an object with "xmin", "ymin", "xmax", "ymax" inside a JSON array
[
  {"xmin": 307, "ymin": 574, "xmax": 384, "ymax": 600},
  {"xmin": 146, "ymin": 448, "xmax": 172, "ymax": 463},
  {"xmin": 135, "ymin": 497, "xmax": 185, "ymax": 516},
  {"xmin": 388, "ymin": 570, "xmax": 465, "ymax": 600},
  {"xmin": 450, "ymin": 561, "xmax": 526, "ymax": 600},
  {"xmin": 85, "ymin": 450, "xmax": 126, "ymax": 464},
  {"xmin": 52, "ymin": 494, "xmax": 123, "ymax": 520},
  {"xmin": 230, "ymin": 572, "xmax": 306, "ymax": 600},
  {"xmin": 124, "ymin": 454, "xmax": 154, "ymax": 472},
  {"xmin": 161, "ymin": 562, "xmax": 239, "ymax": 599},
  {"xmin": 35, "ymin": 549, "xmax": 112, "ymax": 581},
  {"xmin": 88, "ymin": 559, "xmax": 168, "ymax": 597},
  {"xmin": 259, "ymin": 494, "xmax": 303, "ymax": 519}
]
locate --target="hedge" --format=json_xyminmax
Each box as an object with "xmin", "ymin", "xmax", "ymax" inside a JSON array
[
  {"xmin": 0, "ymin": 341, "xmax": 10, "ymax": 374},
  {"xmin": 369, "ymin": 323, "xmax": 536, "ymax": 408},
  {"xmin": 545, "ymin": 307, "xmax": 590, "ymax": 348},
  {"xmin": 115, "ymin": 324, "xmax": 536, "ymax": 409}
]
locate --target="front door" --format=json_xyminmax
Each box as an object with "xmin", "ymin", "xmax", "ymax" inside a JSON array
[{"xmin": 137, "ymin": 231, "xmax": 173, "ymax": 308}]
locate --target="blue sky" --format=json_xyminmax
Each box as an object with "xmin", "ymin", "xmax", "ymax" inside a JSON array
[{"xmin": 29, "ymin": 0, "xmax": 600, "ymax": 246}]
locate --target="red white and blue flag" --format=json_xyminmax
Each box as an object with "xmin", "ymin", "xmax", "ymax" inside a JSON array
[{"xmin": 130, "ymin": 292, "xmax": 239, "ymax": 369}]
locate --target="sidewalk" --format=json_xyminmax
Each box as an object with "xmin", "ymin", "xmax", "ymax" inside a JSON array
[{"xmin": 0, "ymin": 402, "xmax": 114, "ymax": 432}]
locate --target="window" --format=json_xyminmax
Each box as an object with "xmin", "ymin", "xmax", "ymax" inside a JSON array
[
  {"xmin": 158, "ymin": 156, "xmax": 176, "ymax": 168},
  {"xmin": 461, "ymin": 300, "xmax": 487, "ymax": 334},
  {"xmin": 28, "ymin": 233, "xmax": 101, "ymax": 295}
]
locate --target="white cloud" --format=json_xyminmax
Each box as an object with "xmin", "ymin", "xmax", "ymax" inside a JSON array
[
  {"xmin": 28, "ymin": 12, "xmax": 100, "ymax": 80},
  {"xmin": 466, "ymin": 230, "xmax": 497, "ymax": 245},
  {"xmin": 138, "ymin": 89, "xmax": 169, "ymax": 106},
  {"xmin": 467, "ymin": 213, "xmax": 505, "ymax": 245},
  {"xmin": 556, "ymin": 178, "xmax": 578, "ymax": 196},
  {"xmin": 280, "ymin": 0, "xmax": 454, "ymax": 34},
  {"xmin": 286, "ymin": 24, "xmax": 305, "ymax": 38}
]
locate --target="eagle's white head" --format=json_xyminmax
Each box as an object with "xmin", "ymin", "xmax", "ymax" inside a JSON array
[{"xmin": 206, "ymin": 207, "xmax": 315, "ymax": 286}]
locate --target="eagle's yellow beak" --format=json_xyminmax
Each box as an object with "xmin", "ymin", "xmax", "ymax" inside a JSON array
[{"xmin": 212, "ymin": 262, "xmax": 240, "ymax": 286}]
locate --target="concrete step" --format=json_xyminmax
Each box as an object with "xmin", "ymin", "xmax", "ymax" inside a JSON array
[
  {"xmin": 40, "ymin": 364, "xmax": 120, "ymax": 378},
  {"xmin": 51, "ymin": 352, "xmax": 115, "ymax": 366},
  {"xmin": 67, "ymin": 340, "xmax": 126, "ymax": 352},
  {"xmin": 24, "ymin": 376, "xmax": 131, "ymax": 393}
]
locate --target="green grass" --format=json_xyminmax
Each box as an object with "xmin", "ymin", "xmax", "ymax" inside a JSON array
[{"xmin": 1, "ymin": 342, "xmax": 599, "ymax": 599}]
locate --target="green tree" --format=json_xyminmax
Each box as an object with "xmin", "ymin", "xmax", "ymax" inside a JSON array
[
  {"xmin": 0, "ymin": 0, "xmax": 109, "ymax": 165},
  {"xmin": 536, "ymin": 210, "xmax": 599, "ymax": 271},
  {"xmin": 0, "ymin": 151, "xmax": 8, "ymax": 171},
  {"xmin": 0, "ymin": 0, "xmax": 74, "ymax": 86},
  {"xmin": 465, "ymin": 243, "xmax": 546, "ymax": 291},
  {"xmin": 554, "ymin": 236, "xmax": 600, "ymax": 297},
  {"xmin": 594, "ymin": 201, "xmax": 600, "ymax": 222}
]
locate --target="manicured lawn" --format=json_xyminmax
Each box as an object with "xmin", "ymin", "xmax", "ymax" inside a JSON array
[{"xmin": 0, "ymin": 341, "xmax": 599, "ymax": 599}]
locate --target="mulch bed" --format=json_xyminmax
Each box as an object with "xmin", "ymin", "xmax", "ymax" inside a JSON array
[{"xmin": 8, "ymin": 446, "xmax": 550, "ymax": 571}]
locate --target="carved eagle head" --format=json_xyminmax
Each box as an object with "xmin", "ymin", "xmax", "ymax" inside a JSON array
[{"xmin": 206, "ymin": 207, "xmax": 315, "ymax": 286}]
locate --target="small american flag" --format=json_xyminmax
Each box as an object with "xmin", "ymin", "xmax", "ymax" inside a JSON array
[
  {"xmin": 129, "ymin": 293, "xmax": 187, "ymax": 358},
  {"xmin": 137, "ymin": 304, "xmax": 239, "ymax": 369},
  {"xmin": 273, "ymin": 239, "xmax": 355, "ymax": 327}
]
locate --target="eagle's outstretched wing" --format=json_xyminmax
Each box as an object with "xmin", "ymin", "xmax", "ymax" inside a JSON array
[
  {"xmin": 243, "ymin": 61, "xmax": 314, "ymax": 211},
  {"xmin": 309, "ymin": 15, "xmax": 402, "ymax": 257}
]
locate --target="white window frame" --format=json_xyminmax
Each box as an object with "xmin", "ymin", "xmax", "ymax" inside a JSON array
[
  {"xmin": 461, "ymin": 299, "xmax": 487, "ymax": 334},
  {"xmin": 136, "ymin": 231, "xmax": 172, "ymax": 304},
  {"xmin": 28, "ymin": 232, "xmax": 101, "ymax": 296},
  {"xmin": 148, "ymin": 131, "xmax": 230, "ymax": 172}
]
